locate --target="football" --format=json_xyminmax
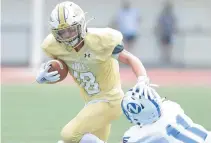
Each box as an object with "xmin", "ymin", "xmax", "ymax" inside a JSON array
[{"xmin": 48, "ymin": 59, "xmax": 68, "ymax": 83}]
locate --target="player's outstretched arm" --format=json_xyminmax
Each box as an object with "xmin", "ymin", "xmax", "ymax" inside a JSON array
[{"xmin": 118, "ymin": 50, "xmax": 160, "ymax": 100}]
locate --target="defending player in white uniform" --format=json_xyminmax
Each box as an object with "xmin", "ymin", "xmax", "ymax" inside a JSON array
[{"xmin": 121, "ymin": 83, "xmax": 211, "ymax": 143}]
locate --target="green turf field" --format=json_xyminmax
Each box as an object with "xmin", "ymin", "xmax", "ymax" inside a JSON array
[{"xmin": 2, "ymin": 84, "xmax": 211, "ymax": 143}]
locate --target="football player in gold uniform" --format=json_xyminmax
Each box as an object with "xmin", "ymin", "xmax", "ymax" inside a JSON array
[{"xmin": 36, "ymin": 1, "xmax": 152, "ymax": 143}]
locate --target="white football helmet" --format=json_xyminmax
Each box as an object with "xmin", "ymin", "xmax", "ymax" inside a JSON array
[
  {"xmin": 49, "ymin": 1, "xmax": 86, "ymax": 48},
  {"xmin": 121, "ymin": 88, "xmax": 162, "ymax": 126}
]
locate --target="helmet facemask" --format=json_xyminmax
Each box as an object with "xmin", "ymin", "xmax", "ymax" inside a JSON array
[{"xmin": 52, "ymin": 23, "xmax": 83, "ymax": 47}]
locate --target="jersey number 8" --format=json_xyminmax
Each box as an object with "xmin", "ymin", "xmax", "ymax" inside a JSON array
[{"xmin": 73, "ymin": 71, "xmax": 100, "ymax": 95}]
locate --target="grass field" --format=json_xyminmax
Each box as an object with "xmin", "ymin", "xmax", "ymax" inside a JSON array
[{"xmin": 2, "ymin": 84, "xmax": 211, "ymax": 143}]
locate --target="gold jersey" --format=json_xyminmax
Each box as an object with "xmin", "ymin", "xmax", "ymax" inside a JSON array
[{"xmin": 41, "ymin": 28, "xmax": 124, "ymax": 103}]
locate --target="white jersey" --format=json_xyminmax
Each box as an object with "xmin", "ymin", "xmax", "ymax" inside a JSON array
[{"xmin": 123, "ymin": 101, "xmax": 210, "ymax": 143}]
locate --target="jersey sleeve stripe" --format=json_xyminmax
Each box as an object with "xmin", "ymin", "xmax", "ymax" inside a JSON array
[{"xmin": 112, "ymin": 44, "xmax": 124, "ymax": 55}]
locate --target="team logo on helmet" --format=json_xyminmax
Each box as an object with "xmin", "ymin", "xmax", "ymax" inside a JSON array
[{"xmin": 127, "ymin": 103, "xmax": 142, "ymax": 114}]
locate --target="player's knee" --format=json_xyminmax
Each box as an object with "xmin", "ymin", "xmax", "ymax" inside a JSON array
[{"xmin": 60, "ymin": 127, "xmax": 80, "ymax": 143}]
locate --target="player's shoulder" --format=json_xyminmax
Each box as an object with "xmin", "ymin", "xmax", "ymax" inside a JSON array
[
  {"xmin": 41, "ymin": 34, "xmax": 68, "ymax": 57},
  {"xmin": 41, "ymin": 34, "xmax": 58, "ymax": 50},
  {"xmin": 41, "ymin": 34, "xmax": 63, "ymax": 56},
  {"xmin": 85, "ymin": 28, "xmax": 123, "ymax": 51},
  {"xmin": 162, "ymin": 100, "xmax": 184, "ymax": 114},
  {"xmin": 86, "ymin": 27, "xmax": 122, "ymax": 38},
  {"xmin": 160, "ymin": 100, "xmax": 185, "ymax": 124}
]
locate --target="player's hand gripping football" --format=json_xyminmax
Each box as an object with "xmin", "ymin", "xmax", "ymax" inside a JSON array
[
  {"xmin": 132, "ymin": 76, "xmax": 161, "ymax": 101},
  {"xmin": 36, "ymin": 61, "xmax": 60, "ymax": 84}
]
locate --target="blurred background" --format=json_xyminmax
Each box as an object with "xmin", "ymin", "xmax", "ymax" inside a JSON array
[{"xmin": 1, "ymin": 0, "xmax": 211, "ymax": 143}]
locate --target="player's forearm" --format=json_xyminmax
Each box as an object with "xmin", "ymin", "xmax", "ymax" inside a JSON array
[
  {"xmin": 118, "ymin": 50, "xmax": 147, "ymax": 78},
  {"xmin": 127, "ymin": 55, "xmax": 147, "ymax": 78}
]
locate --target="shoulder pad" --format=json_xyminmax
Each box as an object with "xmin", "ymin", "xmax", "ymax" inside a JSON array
[{"xmin": 85, "ymin": 28, "xmax": 123, "ymax": 51}]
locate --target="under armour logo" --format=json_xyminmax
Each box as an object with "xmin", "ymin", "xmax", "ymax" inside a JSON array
[{"xmin": 84, "ymin": 53, "xmax": 91, "ymax": 58}]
